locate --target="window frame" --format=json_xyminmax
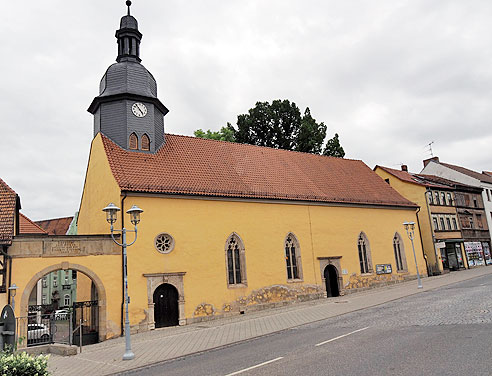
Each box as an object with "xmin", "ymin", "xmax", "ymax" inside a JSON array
[
  {"xmin": 393, "ymin": 232, "xmax": 408, "ymax": 272},
  {"xmin": 141, "ymin": 134, "xmax": 150, "ymax": 151},
  {"xmin": 357, "ymin": 232, "xmax": 373, "ymax": 274},
  {"xmin": 129, "ymin": 132, "xmax": 138, "ymax": 150},
  {"xmin": 452, "ymin": 217, "xmax": 458, "ymax": 230},
  {"xmin": 285, "ymin": 233, "xmax": 303, "ymax": 281},
  {"xmin": 225, "ymin": 233, "xmax": 247, "ymax": 288}
]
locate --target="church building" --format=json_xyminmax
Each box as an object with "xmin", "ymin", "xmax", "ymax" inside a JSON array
[{"xmin": 73, "ymin": 3, "xmax": 427, "ymax": 336}]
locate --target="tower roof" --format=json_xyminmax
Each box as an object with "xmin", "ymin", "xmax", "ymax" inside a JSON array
[{"xmin": 88, "ymin": 1, "xmax": 168, "ymax": 116}]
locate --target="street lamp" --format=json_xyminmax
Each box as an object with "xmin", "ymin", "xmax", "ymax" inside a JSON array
[
  {"xmin": 403, "ymin": 221, "xmax": 423, "ymax": 289},
  {"xmin": 102, "ymin": 203, "xmax": 143, "ymax": 360},
  {"xmin": 8, "ymin": 284, "xmax": 18, "ymax": 311}
]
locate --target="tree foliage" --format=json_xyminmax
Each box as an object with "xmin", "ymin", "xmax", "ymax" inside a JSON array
[
  {"xmin": 194, "ymin": 125, "xmax": 235, "ymax": 142},
  {"xmin": 323, "ymin": 133, "xmax": 345, "ymax": 158},
  {"xmin": 194, "ymin": 99, "xmax": 344, "ymax": 157}
]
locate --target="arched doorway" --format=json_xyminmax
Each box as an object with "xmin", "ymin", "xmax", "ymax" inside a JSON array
[
  {"xmin": 324, "ymin": 264, "xmax": 340, "ymax": 298},
  {"xmin": 26, "ymin": 269, "xmax": 100, "ymax": 346},
  {"xmin": 20, "ymin": 263, "xmax": 107, "ymax": 345},
  {"xmin": 153, "ymin": 283, "xmax": 179, "ymax": 328}
]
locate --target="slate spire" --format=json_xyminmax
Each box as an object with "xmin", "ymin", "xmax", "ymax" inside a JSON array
[
  {"xmin": 116, "ymin": 1, "xmax": 142, "ymax": 63},
  {"xmin": 88, "ymin": 1, "xmax": 168, "ymax": 154}
]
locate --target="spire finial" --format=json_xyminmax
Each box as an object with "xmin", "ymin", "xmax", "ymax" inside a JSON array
[{"xmin": 126, "ymin": 0, "xmax": 132, "ymax": 16}]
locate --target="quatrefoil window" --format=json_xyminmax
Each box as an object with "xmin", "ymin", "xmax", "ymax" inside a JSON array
[{"xmin": 154, "ymin": 233, "xmax": 175, "ymax": 254}]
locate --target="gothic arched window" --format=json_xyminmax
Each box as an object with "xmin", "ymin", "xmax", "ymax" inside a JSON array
[
  {"xmin": 358, "ymin": 232, "xmax": 372, "ymax": 274},
  {"xmin": 141, "ymin": 134, "xmax": 150, "ymax": 151},
  {"xmin": 285, "ymin": 233, "xmax": 302, "ymax": 280},
  {"xmin": 225, "ymin": 233, "xmax": 246, "ymax": 286},
  {"xmin": 129, "ymin": 133, "xmax": 138, "ymax": 150},
  {"xmin": 393, "ymin": 233, "xmax": 407, "ymax": 272}
]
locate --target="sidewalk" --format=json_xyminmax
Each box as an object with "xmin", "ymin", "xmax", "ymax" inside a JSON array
[{"xmin": 47, "ymin": 267, "xmax": 492, "ymax": 375}]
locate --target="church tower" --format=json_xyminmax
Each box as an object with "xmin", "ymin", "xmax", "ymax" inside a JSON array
[{"xmin": 88, "ymin": 1, "xmax": 168, "ymax": 153}]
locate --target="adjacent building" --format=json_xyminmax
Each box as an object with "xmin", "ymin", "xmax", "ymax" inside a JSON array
[
  {"xmin": 421, "ymin": 157, "xmax": 492, "ymax": 254},
  {"xmin": 418, "ymin": 174, "xmax": 491, "ymax": 267},
  {"xmin": 374, "ymin": 165, "xmax": 464, "ymax": 275}
]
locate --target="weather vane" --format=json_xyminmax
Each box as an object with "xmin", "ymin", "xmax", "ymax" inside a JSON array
[{"xmin": 126, "ymin": 0, "xmax": 132, "ymax": 15}]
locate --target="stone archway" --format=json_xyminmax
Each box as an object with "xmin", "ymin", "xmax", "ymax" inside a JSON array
[
  {"xmin": 318, "ymin": 256, "xmax": 343, "ymax": 296},
  {"xmin": 143, "ymin": 272, "xmax": 186, "ymax": 329},
  {"xmin": 20, "ymin": 262, "xmax": 107, "ymax": 342},
  {"xmin": 323, "ymin": 264, "xmax": 340, "ymax": 297}
]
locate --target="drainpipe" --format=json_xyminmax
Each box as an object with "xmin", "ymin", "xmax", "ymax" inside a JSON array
[
  {"xmin": 414, "ymin": 207, "xmax": 429, "ymax": 276},
  {"xmin": 1, "ymin": 247, "xmax": 12, "ymax": 305},
  {"xmin": 424, "ymin": 188, "xmax": 440, "ymax": 275},
  {"xmin": 120, "ymin": 192, "xmax": 127, "ymax": 337}
]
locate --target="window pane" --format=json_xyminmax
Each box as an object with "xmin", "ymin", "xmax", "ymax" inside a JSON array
[
  {"xmin": 227, "ymin": 249, "xmax": 234, "ymax": 284},
  {"xmin": 234, "ymin": 246, "xmax": 241, "ymax": 283},
  {"xmin": 285, "ymin": 245, "xmax": 292, "ymax": 279}
]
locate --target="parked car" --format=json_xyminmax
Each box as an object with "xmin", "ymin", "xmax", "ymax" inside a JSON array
[
  {"xmin": 27, "ymin": 323, "xmax": 51, "ymax": 345},
  {"xmin": 54, "ymin": 309, "xmax": 70, "ymax": 320}
]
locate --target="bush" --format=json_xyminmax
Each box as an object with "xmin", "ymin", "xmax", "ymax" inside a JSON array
[{"xmin": 0, "ymin": 351, "xmax": 49, "ymax": 376}]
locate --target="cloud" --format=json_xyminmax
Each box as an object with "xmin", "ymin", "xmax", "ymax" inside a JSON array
[{"xmin": 1, "ymin": 0, "xmax": 491, "ymax": 219}]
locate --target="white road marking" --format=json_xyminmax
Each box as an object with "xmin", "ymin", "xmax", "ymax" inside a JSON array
[
  {"xmin": 315, "ymin": 326, "xmax": 370, "ymax": 347},
  {"xmin": 224, "ymin": 357, "xmax": 284, "ymax": 376}
]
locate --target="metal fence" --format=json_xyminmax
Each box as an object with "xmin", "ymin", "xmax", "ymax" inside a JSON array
[{"xmin": 17, "ymin": 302, "xmax": 98, "ymax": 348}]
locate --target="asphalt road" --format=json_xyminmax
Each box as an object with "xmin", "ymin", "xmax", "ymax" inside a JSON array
[{"xmin": 120, "ymin": 274, "xmax": 492, "ymax": 376}]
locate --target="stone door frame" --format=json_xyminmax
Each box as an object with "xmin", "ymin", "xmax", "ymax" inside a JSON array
[
  {"xmin": 143, "ymin": 272, "xmax": 186, "ymax": 329},
  {"xmin": 317, "ymin": 256, "xmax": 343, "ymax": 296}
]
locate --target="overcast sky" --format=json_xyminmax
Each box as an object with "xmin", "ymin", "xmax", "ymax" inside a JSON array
[{"xmin": 1, "ymin": 0, "xmax": 492, "ymax": 221}]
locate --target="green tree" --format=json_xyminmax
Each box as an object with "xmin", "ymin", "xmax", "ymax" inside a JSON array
[
  {"xmin": 194, "ymin": 99, "xmax": 344, "ymax": 156},
  {"xmin": 323, "ymin": 133, "xmax": 345, "ymax": 158},
  {"xmin": 194, "ymin": 125, "xmax": 235, "ymax": 142},
  {"xmin": 234, "ymin": 100, "xmax": 327, "ymax": 154},
  {"xmin": 296, "ymin": 108, "xmax": 327, "ymax": 154}
]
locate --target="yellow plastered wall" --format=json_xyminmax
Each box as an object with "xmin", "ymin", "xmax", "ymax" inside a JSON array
[
  {"xmin": 76, "ymin": 138, "xmax": 426, "ymax": 328},
  {"xmin": 81, "ymin": 191, "xmax": 426, "ymax": 325},
  {"xmin": 78, "ymin": 133, "xmax": 123, "ymax": 235},
  {"xmin": 76, "ymin": 272, "xmax": 93, "ymax": 301},
  {"xmin": 374, "ymin": 168, "xmax": 440, "ymax": 273},
  {"xmin": 13, "ymin": 254, "xmax": 122, "ymax": 339}
]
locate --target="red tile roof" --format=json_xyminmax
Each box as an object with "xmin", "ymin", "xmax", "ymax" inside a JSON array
[
  {"xmin": 441, "ymin": 162, "xmax": 492, "ymax": 184},
  {"xmin": 19, "ymin": 213, "xmax": 47, "ymax": 235},
  {"xmin": 375, "ymin": 166, "xmax": 451, "ymax": 189},
  {"xmin": 101, "ymin": 134, "xmax": 417, "ymax": 208},
  {"xmin": 35, "ymin": 216, "xmax": 73, "ymax": 235},
  {"xmin": 0, "ymin": 178, "xmax": 18, "ymax": 245},
  {"xmin": 484, "ymin": 171, "xmax": 492, "ymax": 177}
]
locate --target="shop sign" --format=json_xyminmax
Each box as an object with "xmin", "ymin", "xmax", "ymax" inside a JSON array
[
  {"xmin": 376, "ymin": 264, "xmax": 392, "ymax": 275},
  {"xmin": 464, "ymin": 242, "xmax": 483, "ymax": 252},
  {"xmin": 435, "ymin": 242, "xmax": 446, "ymax": 249}
]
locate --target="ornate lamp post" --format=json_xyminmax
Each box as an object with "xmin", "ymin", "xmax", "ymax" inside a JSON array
[
  {"xmin": 102, "ymin": 203, "xmax": 143, "ymax": 360},
  {"xmin": 403, "ymin": 221, "xmax": 423, "ymax": 289},
  {"xmin": 8, "ymin": 284, "xmax": 18, "ymax": 311}
]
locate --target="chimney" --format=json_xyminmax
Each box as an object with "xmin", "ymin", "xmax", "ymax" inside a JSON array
[
  {"xmin": 401, "ymin": 165, "xmax": 408, "ymax": 172},
  {"xmin": 423, "ymin": 156, "xmax": 439, "ymax": 167}
]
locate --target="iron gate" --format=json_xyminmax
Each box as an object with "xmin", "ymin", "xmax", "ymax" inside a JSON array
[{"xmin": 72, "ymin": 300, "xmax": 99, "ymax": 345}]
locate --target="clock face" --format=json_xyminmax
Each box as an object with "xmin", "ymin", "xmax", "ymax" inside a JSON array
[{"xmin": 132, "ymin": 102, "xmax": 147, "ymax": 118}]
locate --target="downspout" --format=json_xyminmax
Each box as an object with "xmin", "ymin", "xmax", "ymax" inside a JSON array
[
  {"xmin": 424, "ymin": 188, "xmax": 440, "ymax": 275},
  {"xmin": 120, "ymin": 192, "xmax": 127, "ymax": 337},
  {"xmin": 1, "ymin": 246, "xmax": 12, "ymax": 305},
  {"xmin": 414, "ymin": 207, "xmax": 429, "ymax": 276}
]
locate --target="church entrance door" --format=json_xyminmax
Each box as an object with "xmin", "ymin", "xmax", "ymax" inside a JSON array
[
  {"xmin": 153, "ymin": 283, "xmax": 179, "ymax": 328},
  {"xmin": 324, "ymin": 265, "xmax": 340, "ymax": 298}
]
